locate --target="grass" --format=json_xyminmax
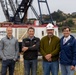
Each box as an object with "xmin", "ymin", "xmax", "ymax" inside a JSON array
[
  {"xmin": 0, "ymin": 60, "xmax": 76, "ymax": 75},
  {"xmin": 14, "ymin": 61, "xmax": 43, "ymax": 75},
  {"xmin": 14, "ymin": 61, "xmax": 76, "ymax": 75}
]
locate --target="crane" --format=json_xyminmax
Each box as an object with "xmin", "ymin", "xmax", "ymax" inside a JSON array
[{"xmin": 0, "ymin": 0, "xmax": 53, "ymax": 24}]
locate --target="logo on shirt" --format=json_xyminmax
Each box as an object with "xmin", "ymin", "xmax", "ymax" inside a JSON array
[
  {"xmin": 34, "ymin": 40, "xmax": 36, "ymax": 42},
  {"xmin": 25, "ymin": 41, "xmax": 29, "ymax": 43},
  {"xmin": 67, "ymin": 43, "xmax": 70, "ymax": 46}
]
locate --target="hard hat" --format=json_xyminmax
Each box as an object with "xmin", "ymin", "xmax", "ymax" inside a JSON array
[{"xmin": 46, "ymin": 23, "xmax": 54, "ymax": 29}]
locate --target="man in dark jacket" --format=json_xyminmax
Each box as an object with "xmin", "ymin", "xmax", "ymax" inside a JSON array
[
  {"xmin": 22, "ymin": 27, "xmax": 40, "ymax": 75},
  {"xmin": 60, "ymin": 27, "xmax": 76, "ymax": 75}
]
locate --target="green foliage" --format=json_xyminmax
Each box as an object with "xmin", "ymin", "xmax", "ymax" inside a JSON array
[
  {"xmin": 61, "ymin": 19, "xmax": 74, "ymax": 27},
  {"xmin": 71, "ymin": 14, "xmax": 76, "ymax": 18},
  {"xmin": 27, "ymin": 10, "xmax": 76, "ymax": 27},
  {"xmin": 51, "ymin": 10, "xmax": 66, "ymax": 22},
  {"xmin": 71, "ymin": 12, "xmax": 76, "ymax": 18}
]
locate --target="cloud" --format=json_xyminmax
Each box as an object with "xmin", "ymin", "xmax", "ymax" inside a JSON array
[{"xmin": 48, "ymin": 0, "xmax": 76, "ymax": 13}]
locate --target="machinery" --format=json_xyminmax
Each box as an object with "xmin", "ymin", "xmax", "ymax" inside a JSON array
[
  {"xmin": 0, "ymin": 0, "xmax": 59, "ymax": 53},
  {"xmin": 0, "ymin": 0, "xmax": 53, "ymax": 24},
  {"xmin": 0, "ymin": 0, "xmax": 59, "ymax": 40}
]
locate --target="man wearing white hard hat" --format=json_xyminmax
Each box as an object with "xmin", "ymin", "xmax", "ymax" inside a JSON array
[{"xmin": 40, "ymin": 23, "xmax": 60, "ymax": 75}]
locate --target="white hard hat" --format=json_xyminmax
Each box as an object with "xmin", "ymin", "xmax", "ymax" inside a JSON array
[{"xmin": 46, "ymin": 23, "xmax": 54, "ymax": 29}]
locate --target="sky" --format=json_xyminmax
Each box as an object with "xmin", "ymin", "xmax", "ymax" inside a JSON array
[
  {"xmin": 28, "ymin": 0, "xmax": 76, "ymax": 18},
  {"xmin": 0, "ymin": 0, "xmax": 76, "ymax": 22},
  {"xmin": 48, "ymin": 0, "xmax": 76, "ymax": 14},
  {"xmin": 0, "ymin": 3, "xmax": 6, "ymax": 22}
]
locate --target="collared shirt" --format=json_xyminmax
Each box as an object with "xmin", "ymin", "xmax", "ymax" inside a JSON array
[
  {"xmin": 63, "ymin": 35, "xmax": 71, "ymax": 44},
  {"xmin": 28, "ymin": 36, "xmax": 34, "ymax": 40},
  {"xmin": 6, "ymin": 35, "xmax": 13, "ymax": 40},
  {"xmin": 0, "ymin": 36, "xmax": 19, "ymax": 60}
]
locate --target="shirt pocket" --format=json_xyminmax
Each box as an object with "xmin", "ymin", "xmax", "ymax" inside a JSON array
[{"xmin": 25, "ymin": 41, "xmax": 30, "ymax": 46}]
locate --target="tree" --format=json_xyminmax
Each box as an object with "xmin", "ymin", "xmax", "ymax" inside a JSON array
[
  {"xmin": 51, "ymin": 11, "xmax": 66, "ymax": 22},
  {"xmin": 62, "ymin": 19, "xmax": 74, "ymax": 27}
]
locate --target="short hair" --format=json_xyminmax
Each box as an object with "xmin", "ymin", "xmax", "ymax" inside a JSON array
[
  {"xmin": 62, "ymin": 27, "xmax": 71, "ymax": 32},
  {"xmin": 27, "ymin": 27, "xmax": 35, "ymax": 32}
]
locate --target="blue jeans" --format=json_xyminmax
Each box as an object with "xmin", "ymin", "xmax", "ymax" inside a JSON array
[
  {"xmin": 43, "ymin": 61, "xmax": 59, "ymax": 75},
  {"xmin": 61, "ymin": 64, "xmax": 75, "ymax": 75},
  {"xmin": 1, "ymin": 59, "xmax": 15, "ymax": 75},
  {"xmin": 24, "ymin": 59, "xmax": 37, "ymax": 75}
]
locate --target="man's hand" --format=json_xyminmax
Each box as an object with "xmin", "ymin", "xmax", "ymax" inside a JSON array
[
  {"xmin": 22, "ymin": 47, "xmax": 28, "ymax": 52},
  {"xmin": 71, "ymin": 66, "xmax": 75, "ymax": 70},
  {"xmin": 45, "ymin": 54, "xmax": 52, "ymax": 61}
]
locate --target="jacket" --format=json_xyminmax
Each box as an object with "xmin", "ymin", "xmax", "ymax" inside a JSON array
[
  {"xmin": 40, "ymin": 35, "xmax": 60, "ymax": 61},
  {"xmin": 60, "ymin": 35, "xmax": 76, "ymax": 66},
  {"xmin": 22, "ymin": 36, "xmax": 40, "ymax": 60}
]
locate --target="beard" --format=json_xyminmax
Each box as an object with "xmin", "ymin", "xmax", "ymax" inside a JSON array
[{"xmin": 48, "ymin": 33, "xmax": 53, "ymax": 37}]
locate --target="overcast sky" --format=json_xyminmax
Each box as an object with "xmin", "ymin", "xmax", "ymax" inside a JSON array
[
  {"xmin": 28, "ymin": 0, "xmax": 76, "ymax": 18},
  {"xmin": 0, "ymin": 0, "xmax": 76, "ymax": 22},
  {"xmin": 0, "ymin": 3, "xmax": 6, "ymax": 22},
  {"xmin": 48, "ymin": 0, "xmax": 76, "ymax": 13}
]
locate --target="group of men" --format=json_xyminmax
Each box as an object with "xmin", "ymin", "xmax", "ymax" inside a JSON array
[{"xmin": 0, "ymin": 23, "xmax": 76, "ymax": 75}]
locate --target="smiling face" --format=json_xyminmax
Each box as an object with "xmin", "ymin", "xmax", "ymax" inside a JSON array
[
  {"xmin": 27, "ymin": 27, "xmax": 35, "ymax": 38},
  {"xmin": 6, "ymin": 27, "xmax": 13, "ymax": 37},
  {"xmin": 46, "ymin": 29, "xmax": 54, "ymax": 37},
  {"xmin": 62, "ymin": 27, "xmax": 71, "ymax": 37}
]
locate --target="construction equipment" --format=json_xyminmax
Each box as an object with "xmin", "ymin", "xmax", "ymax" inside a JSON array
[{"xmin": 0, "ymin": 0, "xmax": 53, "ymax": 24}]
